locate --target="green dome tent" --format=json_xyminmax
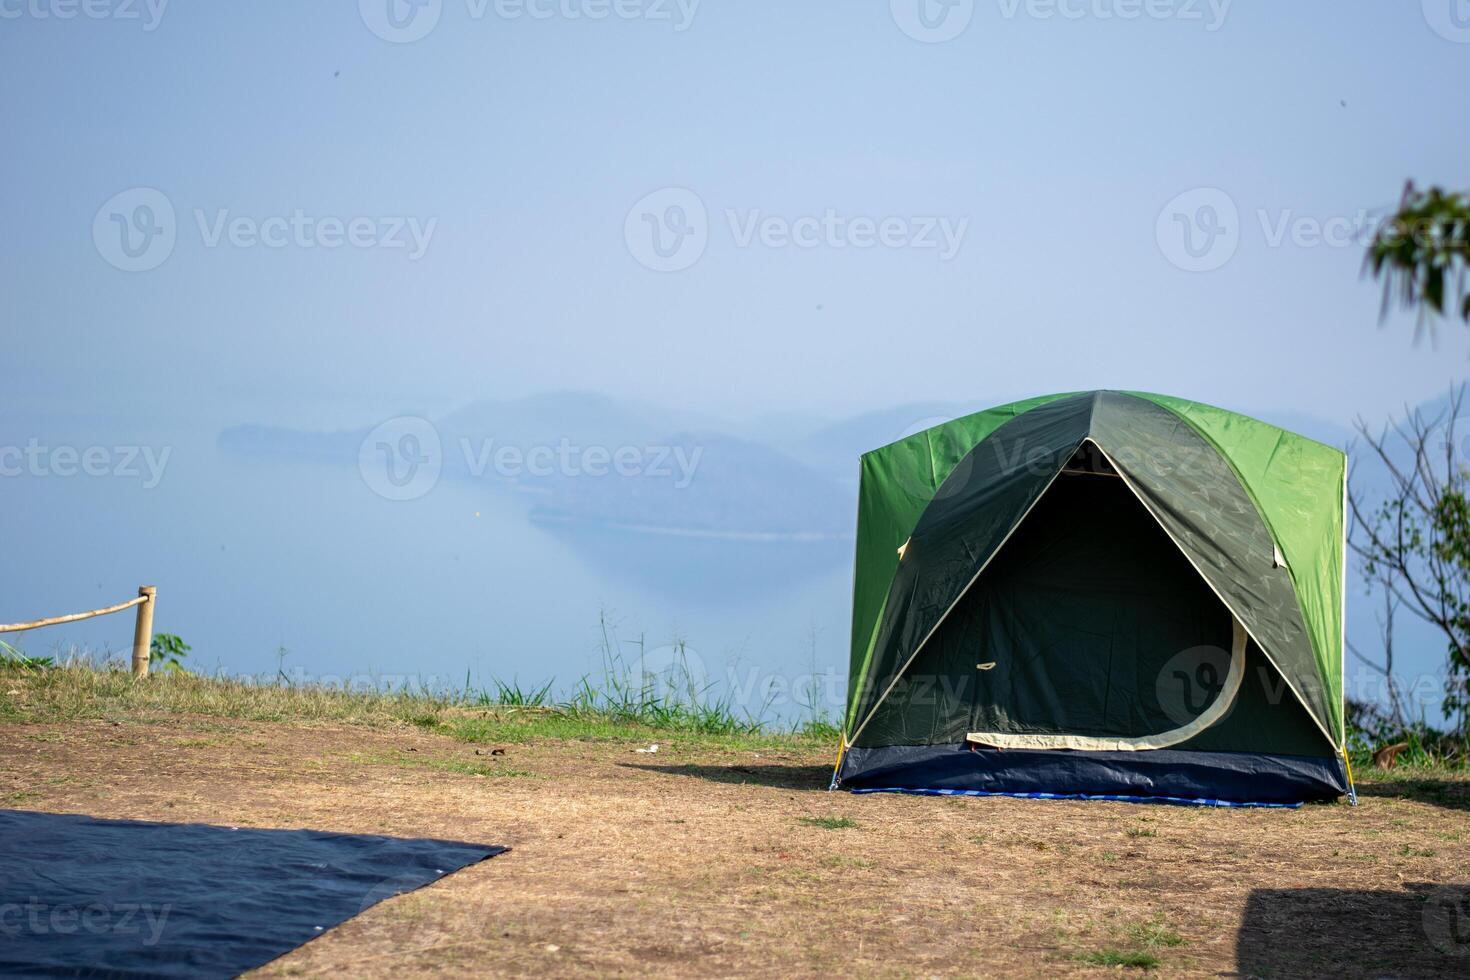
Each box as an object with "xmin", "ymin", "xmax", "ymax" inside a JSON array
[{"xmin": 834, "ymin": 390, "xmax": 1352, "ymax": 806}]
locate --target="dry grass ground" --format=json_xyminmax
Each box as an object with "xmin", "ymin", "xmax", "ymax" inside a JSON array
[{"xmin": 3, "ymin": 671, "xmax": 1470, "ymax": 977}]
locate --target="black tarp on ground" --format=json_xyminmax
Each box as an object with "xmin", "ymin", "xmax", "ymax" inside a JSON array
[{"xmin": 0, "ymin": 809, "xmax": 506, "ymax": 979}]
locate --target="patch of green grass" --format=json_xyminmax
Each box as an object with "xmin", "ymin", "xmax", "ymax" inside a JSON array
[
  {"xmin": 1, "ymin": 640, "xmax": 52, "ymax": 670},
  {"xmin": 544, "ymin": 621, "xmax": 770, "ymax": 737},
  {"xmin": 1070, "ymin": 915, "xmax": 1184, "ymax": 970},
  {"xmin": 486, "ymin": 676, "xmax": 556, "ymax": 708},
  {"xmin": 1348, "ymin": 724, "xmax": 1470, "ymax": 773},
  {"xmin": 1399, "ymin": 844, "xmax": 1437, "ymax": 858},
  {"xmin": 0, "ymin": 661, "xmax": 836, "ymax": 754},
  {"xmin": 1125, "ymin": 827, "xmax": 1157, "ymax": 839},
  {"xmin": 819, "ymin": 855, "xmax": 874, "ymax": 869},
  {"xmin": 1125, "ymin": 918, "xmax": 1187, "ymax": 949},
  {"xmin": 1073, "ymin": 949, "xmax": 1160, "ymax": 970},
  {"xmin": 3, "ymin": 791, "xmax": 41, "ymax": 805},
  {"xmin": 2, "ymin": 662, "xmax": 455, "ymax": 728},
  {"xmin": 799, "ymin": 816, "xmax": 857, "ymax": 830},
  {"xmin": 795, "ymin": 718, "xmax": 842, "ymax": 740}
]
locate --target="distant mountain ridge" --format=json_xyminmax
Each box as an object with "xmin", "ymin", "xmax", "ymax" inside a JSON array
[
  {"xmin": 218, "ymin": 393, "xmax": 853, "ymax": 539},
  {"xmin": 216, "ymin": 390, "xmax": 1357, "ymax": 540}
]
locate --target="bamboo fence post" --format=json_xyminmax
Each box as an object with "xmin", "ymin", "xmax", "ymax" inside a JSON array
[{"xmin": 131, "ymin": 586, "xmax": 156, "ymax": 677}]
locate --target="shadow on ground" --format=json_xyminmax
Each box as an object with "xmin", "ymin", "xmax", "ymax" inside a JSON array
[
  {"xmin": 1238, "ymin": 883, "xmax": 1470, "ymax": 977},
  {"xmin": 1356, "ymin": 777, "xmax": 1470, "ymax": 812},
  {"xmin": 620, "ymin": 762, "xmax": 831, "ymax": 791}
]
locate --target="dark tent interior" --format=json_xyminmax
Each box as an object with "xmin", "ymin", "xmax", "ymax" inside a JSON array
[{"xmin": 856, "ymin": 445, "xmax": 1329, "ymax": 758}]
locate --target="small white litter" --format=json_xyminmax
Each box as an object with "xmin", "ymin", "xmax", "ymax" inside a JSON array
[{"xmin": 635, "ymin": 744, "xmax": 659, "ymax": 754}]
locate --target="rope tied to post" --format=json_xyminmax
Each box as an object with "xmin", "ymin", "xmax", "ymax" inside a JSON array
[
  {"xmin": 0, "ymin": 595, "xmax": 148, "ymax": 634},
  {"xmin": 0, "ymin": 587, "xmax": 157, "ymax": 676}
]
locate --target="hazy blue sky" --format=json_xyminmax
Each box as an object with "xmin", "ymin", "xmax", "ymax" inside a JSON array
[{"xmin": 4, "ymin": 1, "xmax": 1468, "ymax": 432}]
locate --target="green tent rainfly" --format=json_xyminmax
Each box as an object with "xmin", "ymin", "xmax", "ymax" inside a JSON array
[{"xmin": 834, "ymin": 391, "xmax": 1351, "ymax": 806}]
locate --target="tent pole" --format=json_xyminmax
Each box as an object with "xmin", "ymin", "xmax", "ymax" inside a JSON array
[
  {"xmin": 1341, "ymin": 746, "xmax": 1359, "ymax": 806},
  {"xmin": 829, "ymin": 736, "xmax": 847, "ymax": 791}
]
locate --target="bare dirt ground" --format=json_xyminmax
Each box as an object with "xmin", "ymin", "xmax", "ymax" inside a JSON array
[{"xmin": 5, "ymin": 715, "xmax": 1470, "ymax": 978}]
